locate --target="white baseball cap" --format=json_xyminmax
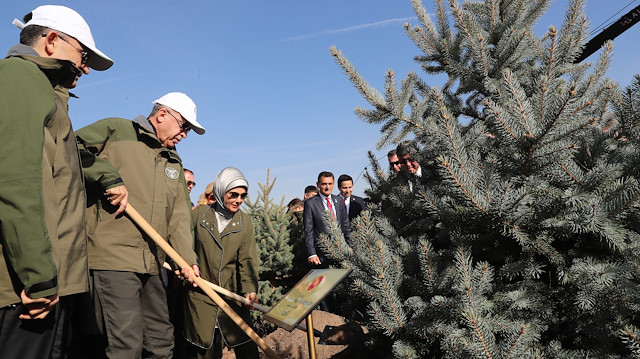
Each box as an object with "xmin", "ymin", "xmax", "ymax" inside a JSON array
[
  {"xmin": 153, "ymin": 92, "xmax": 205, "ymax": 135},
  {"xmin": 12, "ymin": 5, "xmax": 113, "ymax": 71}
]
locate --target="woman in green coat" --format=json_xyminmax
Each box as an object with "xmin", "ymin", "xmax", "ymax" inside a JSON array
[{"xmin": 183, "ymin": 167, "xmax": 259, "ymax": 359}]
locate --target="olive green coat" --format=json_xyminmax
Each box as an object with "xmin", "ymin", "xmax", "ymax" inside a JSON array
[
  {"xmin": 183, "ymin": 205, "xmax": 259, "ymax": 349},
  {"xmin": 0, "ymin": 47, "xmax": 88, "ymax": 307},
  {"xmin": 76, "ymin": 116, "xmax": 197, "ymax": 273}
]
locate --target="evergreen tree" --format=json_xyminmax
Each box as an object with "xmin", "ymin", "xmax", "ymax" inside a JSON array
[
  {"xmin": 244, "ymin": 170, "xmax": 295, "ymax": 321},
  {"xmin": 287, "ymin": 206, "xmax": 311, "ymax": 288},
  {"xmin": 326, "ymin": 0, "xmax": 640, "ymax": 357}
]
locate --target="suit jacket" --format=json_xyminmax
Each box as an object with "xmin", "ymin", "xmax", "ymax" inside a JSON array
[
  {"xmin": 346, "ymin": 195, "xmax": 366, "ymax": 222},
  {"xmin": 303, "ymin": 194, "xmax": 352, "ymax": 262},
  {"xmin": 402, "ymin": 165, "xmax": 435, "ymax": 195}
]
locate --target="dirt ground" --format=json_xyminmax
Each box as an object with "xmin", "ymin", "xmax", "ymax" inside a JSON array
[{"xmin": 223, "ymin": 310, "xmax": 364, "ymax": 359}]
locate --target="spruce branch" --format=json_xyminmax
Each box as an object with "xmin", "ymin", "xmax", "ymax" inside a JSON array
[
  {"xmin": 330, "ymin": 46, "xmax": 386, "ymax": 108},
  {"xmin": 415, "ymin": 187, "xmax": 444, "ymax": 215},
  {"xmin": 504, "ymin": 324, "xmax": 527, "ymax": 358},
  {"xmin": 370, "ymin": 301, "xmax": 401, "ymax": 336},
  {"xmin": 600, "ymin": 177, "xmax": 640, "ymax": 215},
  {"xmin": 502, "ymin": 69, "xmax": 537, "ymax": 137},
  {"xmin": 530, "ymin": 143, "xmax": 577, "ymax": 162},
  {"xmin": 556, "ymin": 0, "xmax": 588, "ymax": 63},
  {"xmin": 374, "ymin": 241, "xmax": 405, "ymax": 329},
  {"xmin": 620, "ymin": 325, "xmax": 640, "ymax": 358},
  {"xmin": 434, "ymin": 0, "xmax": 453, "ymax": 50},
  {"xmin": 439, "ymin": 155, "xmax": 488, "ymax": 213},
  {"xmin": 353, "ymin": 277, "xmax": 382, "ymax": 302},
  {"xmin": 485, "ymin": 99, "xmax": 525, "ymax": 146},
  {"xmin": 405, "ymin": 16, "xmax": 439, "ymax": 57},
  {"xmin": 455, "ymin": 247, "xmax": 495, "ymax": 359},
  {"xmin": 418, "ymin": 238, "xmax": 436, "ymax": 289},
  {"xmin": 504, "ymin": 222, "xmax": 563, "ymax": 265},
  {"xmin": 556, "ymin": 160, "xmax": 583, "ymax": 185},
  {"xmin": 450, "ymin": 0, "xmax": 490, "ymax": 77}
]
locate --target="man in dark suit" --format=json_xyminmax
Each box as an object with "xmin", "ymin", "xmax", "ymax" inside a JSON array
[
  {"xmin": 303, "ymin": 171, "xmax": 352, "ymax": 267},
  {"xmin": 396, "ymin": 140, "xmax": 436, "ymax": 194},
  {"xmin": 337, "ymin": 174, "xmax": 366, "ymax": 222}
]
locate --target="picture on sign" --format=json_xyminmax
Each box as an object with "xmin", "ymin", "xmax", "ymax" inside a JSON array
[{"xmin": 263, "ymin": 268, "xmax": 351, "ymax": 331}]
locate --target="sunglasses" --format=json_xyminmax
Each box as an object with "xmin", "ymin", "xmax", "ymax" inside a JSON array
[
  {"xmin": 44, "ymin": 33, "xmax": 89, "ymax": 65},
  {"xmin": 186, "ymin": 181, "xmax": 196, "ymax": 187},
  {"xmin": 228, "ymin": 192, "xmax": 247, "ymax": 200},
  {"xmin": 165, "ymin": 109, "xmax": 192, "ymax": 133},
  {"xmin": 389, "ymin": 161, "xmax": 401, "ymax": 166}
]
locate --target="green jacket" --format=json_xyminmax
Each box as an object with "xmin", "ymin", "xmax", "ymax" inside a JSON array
[
  {"xmin": 76, "ymin": 116, "xmax": 197, "ymax": 274},
  {"xmin": 0, "ymin": 45, "xmax": 89, "ymax": 307},
  {"xmin": 183, "ymin": 205, "xmax": 259, "ymax": 349}
]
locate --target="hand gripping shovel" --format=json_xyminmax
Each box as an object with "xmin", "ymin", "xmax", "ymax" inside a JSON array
[{"xmin": 161, "ymin": 262, "xmax": 319, "ymax": 335}]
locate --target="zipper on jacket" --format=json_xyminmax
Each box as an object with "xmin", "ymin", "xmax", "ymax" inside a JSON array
[{"xmin": 97, "ymin": 195, "xmax": 102, "ymax": 221}]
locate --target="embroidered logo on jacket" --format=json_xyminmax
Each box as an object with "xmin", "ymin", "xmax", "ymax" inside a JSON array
[{"xmin": 165, "ymin": 167, "xmax": 179, "ymax": 180}]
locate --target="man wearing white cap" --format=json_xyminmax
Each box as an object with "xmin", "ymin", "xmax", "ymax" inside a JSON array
[
  {"xmin": 0, "ymin": 5, "xmax": 115, "ymax": 358},
  {"xmin": 76, "ymin": 92, "xmax": 205, "ymax": 358}
]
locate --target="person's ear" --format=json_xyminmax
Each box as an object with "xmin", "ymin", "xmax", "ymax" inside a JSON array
[
  {"xmin": 42, "ymin": 31, "xmax": 59, "ymax": 56},
  {"xmin": 156, "ymin": 108, "xmax": 169, "ymax": 123}
]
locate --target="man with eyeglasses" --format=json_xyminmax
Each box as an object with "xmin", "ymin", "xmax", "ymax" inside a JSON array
[
  {"xmin": 185, "ymin": 169, "xmax": 196, "ymax": 193},
  {"xmin": 387, "ymin": 149, "xmax": 402, "ymax": 173},
  {"xmin": 0, "ymin": 5, "xmax": 114, "ymax": 358},
  {"xmin": 184, "ymin": 168, "xmax": 196, "ymax": 205},
  {"xmin": 75, "ymin": 92, "xmax": 206, "ymax": 358},
  {"xmin": 396, "ymin": 141, "xmax": 436, "ymax": 195}
]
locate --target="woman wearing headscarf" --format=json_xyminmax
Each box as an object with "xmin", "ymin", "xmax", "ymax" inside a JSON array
[{"xmin": 182, "ymin": 167, "xmax": 259, "ymax": 359}]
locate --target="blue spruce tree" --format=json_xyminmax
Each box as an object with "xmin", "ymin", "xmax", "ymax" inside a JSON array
[
  {"xmin": 324, "ymin": 0, "xmax": 640, "ymax": 357},
  {"xmin": 244, "ymin": 170, "xmax": 294, "ymax": 324}
]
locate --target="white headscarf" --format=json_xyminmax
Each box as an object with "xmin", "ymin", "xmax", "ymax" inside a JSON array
[{"xmin": 213, "ymin": 167, "xmax": 249, "ymax": 217}]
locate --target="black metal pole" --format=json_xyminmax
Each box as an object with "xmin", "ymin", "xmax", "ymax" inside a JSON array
[{"xmin": 575, "ymin": 4, "xmax": 640, "ymax": 63}]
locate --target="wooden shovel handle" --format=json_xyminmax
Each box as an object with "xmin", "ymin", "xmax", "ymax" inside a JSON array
[
  {"xmin": 162, "ymin": 262, "xmax": 270, "ymax": 313},
  {"xmin": 161, "ymin": 262, "xmax": 313, "ymax": 333},
  {"xmin": 125, "ymin": 205, "xmax": 280, "ymax": 359}
]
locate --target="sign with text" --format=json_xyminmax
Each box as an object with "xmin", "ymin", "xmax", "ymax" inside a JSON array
[{"xmin": 263, "ymin": 268, "xmax": 351, "ymax": 331}]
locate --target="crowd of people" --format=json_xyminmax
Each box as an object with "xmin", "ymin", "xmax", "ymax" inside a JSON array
[{"xmin": 0, "ymin": 5, "xmax": 427, "ymax": 359}]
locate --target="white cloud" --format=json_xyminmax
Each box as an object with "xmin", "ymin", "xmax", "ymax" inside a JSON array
[{"xmin": 283, "ymin": 16, "xmax": 417, "ymax": 42}]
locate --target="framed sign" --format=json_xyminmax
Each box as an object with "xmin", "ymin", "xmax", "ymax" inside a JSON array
[{"xmin": 263, "ymin": 268, "xmax": 351, "ymax": 331}]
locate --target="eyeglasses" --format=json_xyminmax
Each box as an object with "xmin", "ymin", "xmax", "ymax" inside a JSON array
[
  {"xmin": 186, "ymin": 181, "xmax": 196, "ymax": 187},
  {"xmin": 48, "ymin": 33, "xmax": 89, "ymax": 65},
  {"xmin": 165, "ymin": 109, "xmax": 191, "ymax": 133},
  {"xmin": 228, "ymin": 192, "xmax": 247, "ymax": 200},
  {"xmin": 389, "ymin": 161, "xmax": 401, "ymax": 166}
]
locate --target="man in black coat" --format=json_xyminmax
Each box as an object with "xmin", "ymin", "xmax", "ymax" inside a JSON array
[{"xmin": 337, "ymin": 174, "xmax": 366, "ymax": 223}]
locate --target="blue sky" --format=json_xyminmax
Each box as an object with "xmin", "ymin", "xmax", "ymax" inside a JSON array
[{"xmin": 2, "ymin": 1, "xmax": 639, "ymax": 205}]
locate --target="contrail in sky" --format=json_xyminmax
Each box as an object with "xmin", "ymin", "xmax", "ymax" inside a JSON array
[{"xmin": 283, "ymin": 16, "xmax": 417, "ymax": 42}]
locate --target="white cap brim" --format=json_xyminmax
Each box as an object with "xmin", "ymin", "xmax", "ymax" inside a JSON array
[
  {"xmin": 13, "ymin": 6, "xmax": 114, "ymax": 71},
  {"xmin": 153, "ymin": 92, "xmax": 205, "ymax": 135}
]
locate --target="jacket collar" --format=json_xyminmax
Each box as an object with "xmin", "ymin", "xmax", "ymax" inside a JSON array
[
  {"xmin": 319, "ymin": 193, "xmax": 334, "ymax": 203},
  {"xmin": 220, "ymin": 212, "xmax": 244, "ymax": 237},
  {"xmin": 6, "ymin": 43, "xmax": 38, "ymax": 57},
  {"xmin": 198, "ymin": 205, "xmax": 244, "ymax": 239},
  {"xmin": 132, "ymin": 114, "xmax": 153, "ymax": 131},
  {"xmin": 7, "ymin": 44, "xmax": 82, "ymax": 90},
  {"xmin": 132, "ymin": 115, "xmax": 183, "ymax": 163}
]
